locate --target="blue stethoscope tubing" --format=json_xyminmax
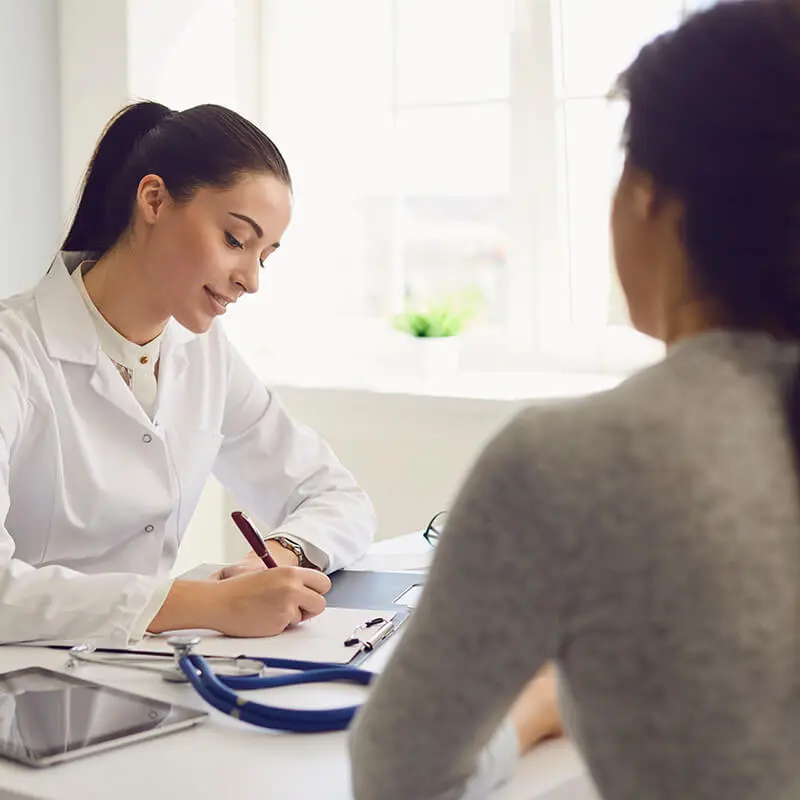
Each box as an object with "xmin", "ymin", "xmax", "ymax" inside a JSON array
[{"xmin": 178, "ymin": 653, "xmax": 375, "ymax": 733}]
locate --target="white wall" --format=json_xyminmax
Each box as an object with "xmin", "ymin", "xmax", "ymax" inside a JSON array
[
  {"xmin": 52, "ymin": 1, "xmax": 611, "ymax": 576},
  {"xmin": 59, "ymin": 0, "xmax": 129, "ymax": 220},
  {"xmin": 58, "ymin": 0, "xmax": 261, "ymax": 220},
  {"xmin": 173, "ymin": 386, "xmax": 529, "ymax": 573},
  {"xmin": 273, "ymin": 388, "xmax": 527, "ymax": 541},
  {"xmin": 0, "ymin": 0, "xmax": 61, "ymax": 297}
]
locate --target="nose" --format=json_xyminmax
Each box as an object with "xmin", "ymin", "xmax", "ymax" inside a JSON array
[{"xmin": 230, "ymin": 259, "xmax": 260, "ymax": 295}]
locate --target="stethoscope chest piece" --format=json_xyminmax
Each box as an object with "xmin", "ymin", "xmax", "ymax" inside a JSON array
[
  {"xmin": 66, "ymin": 637, "xmax": 267, "ymax": 684},
  {"xmin": 163, "ymin": 635, "xmax": 202, "ymax": 682}
]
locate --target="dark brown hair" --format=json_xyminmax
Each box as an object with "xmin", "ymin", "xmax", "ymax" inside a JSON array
[
  {"xmin": 616, "ymin": 0, "xmax": 800, "ymax": 448},
  {"xmin": 63, "ymin": 101, "xmax": 291, "ymax": 253}
]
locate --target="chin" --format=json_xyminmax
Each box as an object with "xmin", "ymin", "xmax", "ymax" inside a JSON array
[
  {"xmin": 628, "ymin": 312, "xmax": 661, "ymax": 341},
  {"xmin": 173, "ymin": 310, "xmax": 214, "ymax": 335}
]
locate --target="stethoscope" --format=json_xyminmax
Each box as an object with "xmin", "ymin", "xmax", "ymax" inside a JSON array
[{"xmin": 67, "ymin": 634, "xmax": 377, "ymax": 733}]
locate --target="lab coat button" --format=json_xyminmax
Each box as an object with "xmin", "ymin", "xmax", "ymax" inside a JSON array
[
  {"xmin": 144, "ymin": 524, "xmax": 155, "ymax": 533},
  {"xmin": 142, "ymin": 433, "xmax": 153, "ymax": 443}
]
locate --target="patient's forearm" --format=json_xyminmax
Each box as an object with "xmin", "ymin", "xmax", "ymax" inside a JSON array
[{"xmin": 512, "ymin": 664, "xmax": 564, "ymax": 753}]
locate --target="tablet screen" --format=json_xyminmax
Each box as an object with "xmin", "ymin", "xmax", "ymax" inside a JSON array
[{"xmin": 0, "ymin": 667, "xmax": 206, "ymax": 766}]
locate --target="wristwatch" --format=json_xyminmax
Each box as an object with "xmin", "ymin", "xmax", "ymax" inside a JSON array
[{"xmin": 268, "ymin": 535, "xmax": 318, "ymax": 570}]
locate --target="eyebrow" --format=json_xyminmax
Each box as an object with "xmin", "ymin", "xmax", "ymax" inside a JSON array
[{"xmin": 228, "ymin": 212, "xmax": 281, "ymax": 250}]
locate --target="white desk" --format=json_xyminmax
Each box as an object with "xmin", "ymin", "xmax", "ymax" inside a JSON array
[{"xmin": 0, "ymin": 535, "xmax": 596, "ymax": 800}]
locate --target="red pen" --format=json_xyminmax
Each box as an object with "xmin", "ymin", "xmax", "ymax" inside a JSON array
[{"xmin": 231, "ymin": 510, "xmax": 278, "ymax": 569}]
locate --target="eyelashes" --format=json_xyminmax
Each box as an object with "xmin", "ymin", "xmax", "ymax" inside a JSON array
[
  {"xmin": 225, "ymin": 231, "xmax": 243, "ymax": 250},
  {"xmin": 225, "ymin": 231, "xmax": 266, "ymax": 268}
]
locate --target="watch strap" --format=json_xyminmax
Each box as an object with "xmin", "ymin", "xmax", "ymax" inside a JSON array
[{"xmin": 268, "ymin": 535, "xmax": 318, "ymax": 570}]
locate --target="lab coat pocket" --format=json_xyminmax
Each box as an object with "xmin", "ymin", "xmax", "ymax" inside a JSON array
[{"xmin": 168, "ymin": 427, "xmax": 225, "ymax": 535}]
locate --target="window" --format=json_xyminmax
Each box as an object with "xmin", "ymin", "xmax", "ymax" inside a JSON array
[
  {"xmin": 250, "ymin": 0, "xmax": 710, "ymax": 373},
  {"xmin": 554, "ymin": 0, "xmax": 706, "ymax": 336}
]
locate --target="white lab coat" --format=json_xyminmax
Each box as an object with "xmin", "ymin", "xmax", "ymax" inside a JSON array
[{"xmin": 0, "ymin": 252, "xmax": 376, "ymax": 646}]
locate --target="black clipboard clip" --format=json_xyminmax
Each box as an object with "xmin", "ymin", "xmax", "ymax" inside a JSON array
[
  {"xmin": 344, "ymin": 617, "xmax": 394, "ymax": 649},
  {"xmin": 343, "ymin": 610, "xmax": 411, "ymax": 667}
]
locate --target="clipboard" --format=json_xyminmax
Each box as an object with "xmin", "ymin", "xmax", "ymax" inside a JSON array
[
  {"xmin": 343, "ymin": 608, "xmax": 412, "ymax": 667},
  {"xmin": 169, "ymin": 567, "xmax": 427, "ymax": 665},
  {"xmin": 325, "ymin": 570, "xmax": 425, "ymax": 611},
  {"xmin": 43, "ymin": 607, "xmax": 408, "ymax": 667},
  {"xmin": 315, "ymin": 569, "xmax": 426, "ymax": 665},
  {"xmin": 176, "ymin": 564, "xmax": 426, "ymax": 611}
]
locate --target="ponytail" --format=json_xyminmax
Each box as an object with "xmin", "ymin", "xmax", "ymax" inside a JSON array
[
  {"xmin": 61, "ymin": 100, "xmax": 291, "ymax": 257},
  {"xmin": 63, "ymin": 102, "xmax": 173, "ymax": 253}
]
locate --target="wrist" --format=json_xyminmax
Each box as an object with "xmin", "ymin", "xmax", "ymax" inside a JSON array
[
  {"xmin": 148, "ymin": 580, "xmax": 224, "ymax": 634},
  {"xmin": 512, "ymin": 706, "xmax": 547, "ymax": 752},
  {"xmin": 265, "ymin": 539, "xmax": 300, "ymax": 567},
  {"xmin": 267, "ymin": 534, "xmax": 317, "ymax": 569},
  {"xmin": 510, "ymin": 666, "xmax": 563, "ymax": 753}
]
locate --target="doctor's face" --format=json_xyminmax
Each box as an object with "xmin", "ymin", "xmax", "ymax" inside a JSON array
[{"xmin": 135, "ymin": 172, "xmax": 292, "ymax": 334}]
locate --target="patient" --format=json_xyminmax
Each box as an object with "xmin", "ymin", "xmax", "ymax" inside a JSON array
[{"xmin": 350, "ymin": 1, "xmax": 800, "ymax": 798}]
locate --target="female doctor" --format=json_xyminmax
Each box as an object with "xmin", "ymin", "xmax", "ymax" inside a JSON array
[{"xmin": 0, "ymin": 101, "xmax": 376, "ymax": 647}]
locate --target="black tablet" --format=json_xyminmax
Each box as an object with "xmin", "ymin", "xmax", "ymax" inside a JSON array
[{"xmin": 0, "ymin": 667, "xmax": 207, "ymax": 768}]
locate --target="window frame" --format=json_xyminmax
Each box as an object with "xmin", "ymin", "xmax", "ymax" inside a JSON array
[{"xmin": 252, "ymin": 0, "xmax": 705, "ymax": 377}]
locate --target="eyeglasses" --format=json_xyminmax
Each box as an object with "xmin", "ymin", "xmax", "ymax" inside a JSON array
[{"xmin": 422, "ymin": 510, "xmax": 448, "ymax": 547}]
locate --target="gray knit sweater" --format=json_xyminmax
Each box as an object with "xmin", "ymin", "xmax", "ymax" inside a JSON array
[{"xmin": 350, "ymin": 330, "xmax": 800, "ymax": 800}]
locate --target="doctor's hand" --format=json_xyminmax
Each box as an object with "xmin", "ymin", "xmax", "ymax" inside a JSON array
[
  {"xmin": 214, "ymin": 542, "xmax": 299, "ymax": 579},
  {"xmin": 211, "ymin": 567, "xmax": 332, "ymax": 637},
  {"xmin": 149, "ymin": 568, "xmax": 331, "ymax": 638},
  {"xmin": 511, "ymin": 663, "xmax": 564, "ymax": 754}
]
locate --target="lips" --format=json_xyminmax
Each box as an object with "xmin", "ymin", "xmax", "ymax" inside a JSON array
[{"xmin": 205, "ymin": 287, "xmax": 235, "ymax": 313}]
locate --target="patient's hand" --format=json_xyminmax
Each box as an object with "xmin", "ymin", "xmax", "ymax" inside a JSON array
[{"xmin": 511, "ymin": 663, "xmax": 564, "ymax": 754}]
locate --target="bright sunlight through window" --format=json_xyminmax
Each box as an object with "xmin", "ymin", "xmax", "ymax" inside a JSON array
[{"xmin": 251, "ymin": 0, "xmax": 712, "ymax": 373}]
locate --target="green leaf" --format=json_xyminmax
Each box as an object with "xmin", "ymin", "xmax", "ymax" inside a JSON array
[{"xmin": 393, "ymin": 288, "xmax": 484, "ymax": 338}]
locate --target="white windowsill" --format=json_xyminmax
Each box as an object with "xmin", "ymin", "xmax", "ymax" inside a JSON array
[
  {"xmin": 225, "ymin": 316, "xmax": 656, "ymax": 405},
  {"xmin": 250, "ymin": 357, "xmax": 625, "ymax": 404}
]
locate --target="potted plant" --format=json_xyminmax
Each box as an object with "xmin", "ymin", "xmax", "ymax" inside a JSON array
[{"xmin": 393, "ymin": 290, "xmax": 482, "ymax": 381}]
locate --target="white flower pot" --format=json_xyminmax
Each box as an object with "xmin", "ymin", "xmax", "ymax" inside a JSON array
[{"xmin": 409, "ymin": 336, "xmax": 461, "ymax": 382}]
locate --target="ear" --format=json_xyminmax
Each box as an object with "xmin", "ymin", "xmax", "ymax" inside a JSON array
[
  {"xmin": 628, "ymin": 167, "xmax": 659, "ymax": 222},
  {"xmin": 135, "ymin": 174, "xmax": 169, "ymax": 224}
]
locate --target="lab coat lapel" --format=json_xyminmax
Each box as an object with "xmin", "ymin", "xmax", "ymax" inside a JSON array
[
  {"xmin": 88, "ymin": 358, "xmax": 152, "ymax": 426},
  {"xmin": 35, "ymin": 252, "xmax": 98, "ymax": 367},
  {"xmin": 36, "ymin": 253, "xmax": 152, "ymax": 426},
  {"xmin": 153, "ymin": 320, "xmax": 191, "ymax": 426}
]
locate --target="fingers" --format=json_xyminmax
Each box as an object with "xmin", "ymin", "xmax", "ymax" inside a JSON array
[
  {"xmin": 215, "ymin": 567, "xmax": 331, "ymax": 636},
  {"xmin": 216, "ymin": 565, "xmax": 245, "ymax": 580},
  {"xmin": 284, "ymin": 603, "xmax": 304, "ymax": 629},
  {"xmin": 217, "ymin": 565, "xmax": 252, "ymax": 580},
  {"xmin": 297, "ymin": 586, "xmax": 327, "ymax": 619},
  {"xmin": 281, "ymin": 569, "xmax": 329, "ymax": 623},
  {"xmin": 298, "ymin": 567, "xmax": 332, "ymax": 595},
  {"xmin": 215, "ymin": 553, "xmax": 268, "ymax": 580}
]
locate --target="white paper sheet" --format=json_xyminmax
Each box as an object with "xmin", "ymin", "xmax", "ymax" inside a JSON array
[
  {"xmin": 137, "ymin": 607, "xmax": 397, "ymax": 665},
  {"xmin": 392, "ymin": 584, "xmax": 424, "ymax": 608},
  {"xmin": 346, "ymin": 551, "xmax": 433, "ymax": 572}
]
